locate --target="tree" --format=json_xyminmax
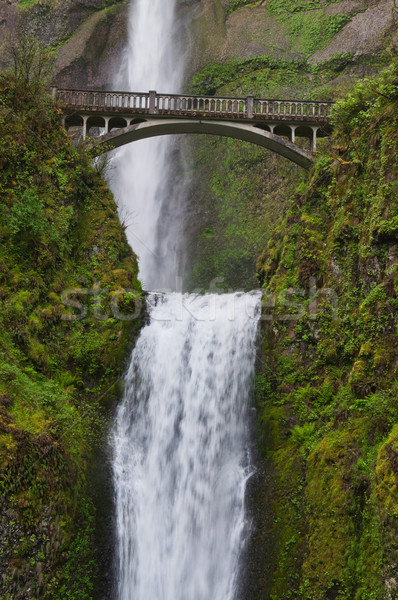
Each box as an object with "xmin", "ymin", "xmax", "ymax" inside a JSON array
[{"xmin": 2, "ymin": 26, "xmax": 53, "ymax": 110}]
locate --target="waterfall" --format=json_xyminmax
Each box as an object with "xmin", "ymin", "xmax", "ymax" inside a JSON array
[
  {"xmin": 110, "ymin": 0, "xmax": 262, "ymax": 597},
  {"xmin": 109, "ymin": 0, "xmax": 184, "ymax": 290},
  {"xmin": 112, "ymin": 292, "xmax": 262, "ymax": 600}
]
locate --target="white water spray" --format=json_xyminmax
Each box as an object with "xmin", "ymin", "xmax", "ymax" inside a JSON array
[
  {"xmin": 110, "ymin": 1, "xmax": 261, "ymax": 598},
  {"xmin": 112, "ymin": 292, "xmax": 261, "ymax": 600},
  {"xmin": 110, "ymin": 0, "xmax": 184, "ymax": 290}
]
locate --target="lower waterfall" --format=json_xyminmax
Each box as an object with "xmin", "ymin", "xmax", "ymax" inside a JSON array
[{"xmin": 112, "ymin": 291, "xmax": 262, "ymax": 600}]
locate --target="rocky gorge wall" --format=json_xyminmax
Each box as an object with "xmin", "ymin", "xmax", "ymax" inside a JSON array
[
  {"xmin": 254, "ymin": 60, "xmax": 398, "ymax": 600},
  {"xmin": 0, "ymin": 0, "xmax": 128, "ymax": 88},
  {"xmin": 1, "ymin": 0, "xmax": 396, "ymax": 90},
  {"xmin": 0, "ymin": 1, "xmax": 398, "ymax": 598},
  {"xmin": 179, "ymin": 0, "xmax": 397, "ymax": 290},
  {"xmin": 0, "ymin": 69, "xmax": 142, "ymax": 598}
]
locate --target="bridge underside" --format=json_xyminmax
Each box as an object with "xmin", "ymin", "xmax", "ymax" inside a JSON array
[{"xmin": 81, "ymin": 118, "xmax": 315, "ymax": 169}]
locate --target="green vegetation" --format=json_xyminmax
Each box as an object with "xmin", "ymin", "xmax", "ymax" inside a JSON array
[
  {"xmin": 226, "ymin": 0, "xmax": 262, "ymax": 15},
  {"xmin": 184, "ymin": 136, "xmax": 301, "ymax": 291},
  {"xmin": 186, "ymin": 49, "xmax": 390, "ymax": 291},
  {"xmin": 18, "ymin": 0, "xmax": 123, "ymax": 11},
  {"xmin": 0, "ymin": 40, "xmax": 142, "ymax": 598},
  {"xmin": 225, "ymin": 0, "xmax": 352, "ymax": 56},
  {"xmin": 17, "ymin": 0, "xmax": 37, "ymax": 9},
  {"xmin": 267, "ymin": 0, "xmax": 344, "ymax": 16},
  {"xmin": 186, "ymin": 12, "xmax": 395, "ymax": 592},
  {"xmin": 287, "ymin": 12, "xmax": 351, "ymax": 55},
  {"xmin": 256, "ymin": 58, "xmax": 398, "ymax": 599},
  {"xmin": 226, "ymin": 0, "xmax": 346, "ymax": 16},
  {"xmin": 188, "ymin": 53, "xmax": 387, "ymax": 99},
  {"xmin": 188, "ymin": 55, "xmax": 309, "ymax": 96}
]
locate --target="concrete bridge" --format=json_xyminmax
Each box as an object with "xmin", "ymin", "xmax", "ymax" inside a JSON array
[{"xmin": 54, "ymin": 88, "xmax": 333, "ymax": 169}]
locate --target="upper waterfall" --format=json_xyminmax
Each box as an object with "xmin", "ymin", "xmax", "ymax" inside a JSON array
[
  {"xmin": 116, "ymin": 0, "xmax": 183, "ymax": 92},
  {"xmin": 109, "ymin": 0, "xmax": 185, "ymax": 291}
]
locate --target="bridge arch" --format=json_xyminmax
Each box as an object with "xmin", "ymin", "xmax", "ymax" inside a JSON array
[
  {"xmin": 57, "ymin": 87, "xmax": 333, "ymax": 169},
  {"xmin": 108, "ymin": 116, "xmax": 129, "ymax": 131},
  {"xmin": 65, "ymin": 114, "xmax": 132, "ymax": 138},
  {"xmin": 87, "ymin": 118, "xmax": 315, "ymax": 169}
]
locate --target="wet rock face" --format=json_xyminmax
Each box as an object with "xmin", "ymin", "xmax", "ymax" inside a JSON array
[
  {"xmin": 310, "ymin": 0, "xmax": 396, "ymax": 64},
  {"xmin": 0, "ymin": 504, "xmax": 64, "ymax": 600},
  {"xmin": 21, "ymin": 0, "xmax": 101, "ymax": 47},
  {"xmin": 53, "ymin": 3, "xmax": 128, "ymax": 89},
  {"xmin": 0, "ymin": 0, "xmax": 206, "ymax": 91},
  {"xmin": 50, "ymin": 0, "xmax": 201, "ymax": 89},
  {"xmin": 0, "ymin": 0, "xmax": 127, "ymax": 86},
  {"xmin": 1, "ymin": 0, "xmax": 396, "ymax": 92},
  {"xmin": 0, "ymin": 0, "xmax": 18, "ymax": 71},
  {"xmin": 187, "ymin": 0, "xmax": 397, "ymax": 74},
  {"xmin": 177, "ymin": 0, "xmax": 202, "ymax": 7}
]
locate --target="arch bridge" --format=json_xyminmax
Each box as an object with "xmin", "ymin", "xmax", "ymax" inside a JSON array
[{"xmin": 54, "ymin": 88, "xmax": 333, "ymax": 169}]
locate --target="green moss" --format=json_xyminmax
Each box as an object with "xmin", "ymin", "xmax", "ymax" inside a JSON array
[
  {"xmin": 188, "ymin": 52, "xmax": 390, "ymax": 101},
  {"xmin": 255, "ymin": 58, "xmax": 398, "ymax": 599},
  {"xmin": 18, "ymin": 0, "xmax": 123, "ymax": 11},
  {"xmin": 17, "ymin": 0, "xmax": 38, "ymax": 8},
  {"xmin": 188, "ymin": 55, "xmax": 310, "ymax": 96},
  {"xmin": 226, "ymin": 0, "xmax": 262, "ymax": 15},
  {"xmin": 184, "ymin": 135, "xmax": 301, "ymax": 290},
  {"xmin": 267, "ymin": 0, "xmax": 344, "ymax": 16},
  {"xmin": 45, "ymin": 499, "xmax": 97, "ymax": 600},
  {"xmin": 0, "ymin": 71, "xmax": 142, "ymax": 597},
  {"xmin": 287, "ymin": 12, "xmax": 351, "ymax": 56}
]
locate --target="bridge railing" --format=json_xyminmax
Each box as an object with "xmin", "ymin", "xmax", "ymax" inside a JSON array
[
  {"xmin": 56, "ymin": 89, "xmax": 151, "ymax": 111},
  {"xmin": 253, "ymin": 99, "xmax": 331, "ymax": 118},
  {"xmin": 54, "ymin": 88, "xmax": 333, "ymax": 121},
  {"xmin": 155, "ymin": 94, "xmax": 247, "ymax": 116}
]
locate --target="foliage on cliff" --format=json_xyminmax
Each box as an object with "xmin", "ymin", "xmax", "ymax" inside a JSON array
[
  {"xmin": 226, "ymin": 0, "xmax": 352, "ymax": 56},
  {"xmin": 188, "ymin": 52, "xmax": 386, "ymax": 100},
  {"xmin": 0, "ymin": 67, "xmax": 142, "ymax": 599},
  {"xmin": 183, "ymin": 136, "xmax": 300, "ymax": 291},
  {"xmin": 255, "ymin": 58, "xmax": 398, "ymax": 600},
  {"xmin": 185, "ymin": 50, "xmax": 374, "ymax": 291}
]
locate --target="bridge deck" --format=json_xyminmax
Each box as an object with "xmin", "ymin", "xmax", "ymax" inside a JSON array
[{"xmin": 54, "ymin": 88, "xmax": 333, "ymax": 124}]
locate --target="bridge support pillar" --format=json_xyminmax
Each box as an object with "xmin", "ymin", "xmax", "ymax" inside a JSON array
[
  {"xmin": 104, "ymin": 116, "xmax": 110, "ymax": 134},
  {"xmin": 149, "ymin": 90, "xmax": 156, "ymax": 115},
  {"xmin": 247, "ymin": 95, "xmax": 254, "ymax": 119},
  {"xmin": 82, "ymin": 115, "xmax": 88, "ymax": 140},
  {"xmin": 291, "ymin": 125, "xmax": 297, "ymax": 144},
  {"xmin": 311, "ymin": 126, "xmax": 319, "ymax": 152}
]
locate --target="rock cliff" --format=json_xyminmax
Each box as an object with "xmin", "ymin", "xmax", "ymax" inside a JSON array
[{"xmin": 1, "ymin": 0, "xmax": 396, "ymax": 89}]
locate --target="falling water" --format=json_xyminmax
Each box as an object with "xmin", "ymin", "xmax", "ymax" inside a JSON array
[
  {"xmin": 112, "ymin": 292, "xmax": 262, "ymax": 600},
  {"xmin": 110, "ymin": 0, "xmax": 262, "ymax": 597},
  {"xmin": 109, "ymin": 0, "xmax": 184, "ymax": 290}
]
